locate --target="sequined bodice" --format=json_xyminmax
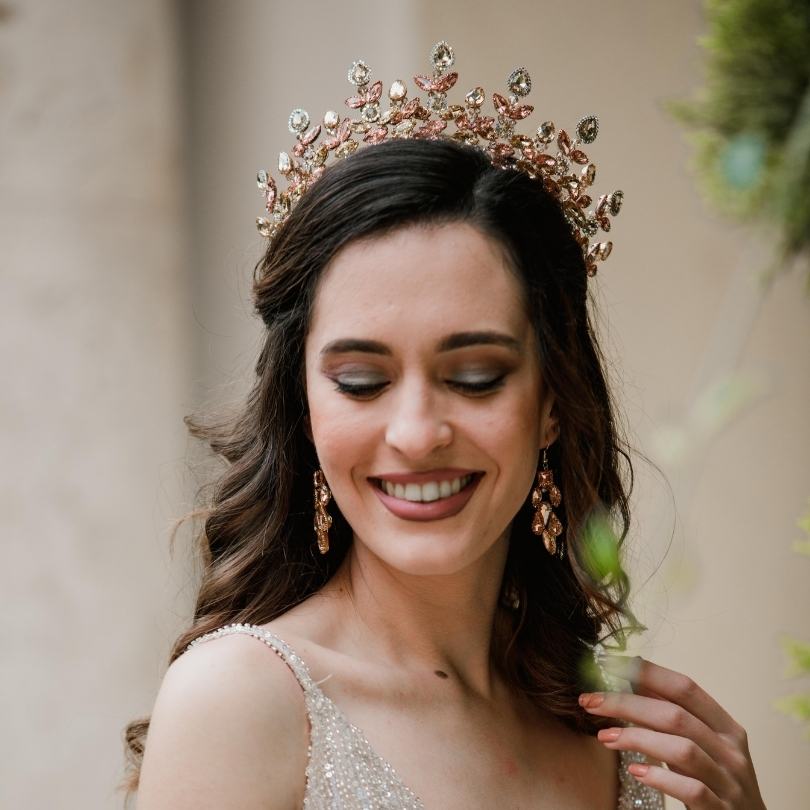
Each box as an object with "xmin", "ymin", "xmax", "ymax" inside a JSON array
[{"xmin": 187, "ymin": 623, "xmax": 664, "ymax": 809}]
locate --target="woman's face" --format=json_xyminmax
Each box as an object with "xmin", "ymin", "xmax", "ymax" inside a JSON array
[{"xmin": 304, "ymin": 221, "xmax": 557, "ymax": 576}]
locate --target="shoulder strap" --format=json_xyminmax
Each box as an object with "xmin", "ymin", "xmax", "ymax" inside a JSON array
[{"xmin": 184, "ymin": 622, "xmax": 317, "ymax": 694}]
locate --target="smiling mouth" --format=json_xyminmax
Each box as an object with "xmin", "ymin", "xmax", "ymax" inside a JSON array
[{"xmin": 370, "ymin": 473, "xmax": 479, "ymax": 503}]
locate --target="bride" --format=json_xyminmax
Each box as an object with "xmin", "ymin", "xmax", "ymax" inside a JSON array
[{"xmin": 125, "ymin": 44, "xmax": 766, "ymax": 810}]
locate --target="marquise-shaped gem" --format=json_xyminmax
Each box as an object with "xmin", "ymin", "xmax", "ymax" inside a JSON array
[
  {"xmin": 582, "ymin": 163, "xmax": 597, "ymax": 185},
  {"xmin": 570, "ymin": 149, "xmax": 589, "ymax": 165},
  {"xmin": 547, "ymin": 513, "xmax": 563, "ymax": 537},
  {"xmin": 609, "ymin": 190, "xmax": 624, "ymax": 215},
  {"xmin": 597, "ymin": 241, "xmax": 613, "ymax": 260},
  {"xmin": 598, "ymin": 214, "xmax": 611, "ymax": 232},
  {"xmin": 549, "ymin": 484, "xmax": 562, "ymax": 507},
  {"xmin": 532, "ymin": 513, "xmax": 545, "ymax": 535}
]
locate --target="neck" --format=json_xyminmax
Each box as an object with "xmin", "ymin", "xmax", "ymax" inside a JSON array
[{"xmin": 319, "ymin": 532, "xmax": 511, "ymax": 701}]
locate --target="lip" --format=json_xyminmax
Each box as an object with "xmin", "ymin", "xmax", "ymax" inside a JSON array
[
  {"xmin": 369, "ymin": 472, "xmax": 483, "ymax": 522},
  {"xmin": 370, "ymin": 468, "xmax": 479, "ymax": 485}
]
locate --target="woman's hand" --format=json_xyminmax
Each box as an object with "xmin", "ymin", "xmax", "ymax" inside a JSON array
[{"xmin": 579, "ymin": 655, "xmax": 767, "ymax": 809}]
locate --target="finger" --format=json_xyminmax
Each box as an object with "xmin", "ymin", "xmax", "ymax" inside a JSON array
[
  {"xmin": 625, "ymin": 762, "xmax": 726, "ymax": 809},
  {"xmin": 597, "ymin": 725, "xmax": 735, "ymax": 798},
  {"xmin": 579, "ymin": 691, "xmax": 727, "ymax": 762},
  {"xmin": 599, "ymin": 655, "xmax": 741, "ymax": 736}
]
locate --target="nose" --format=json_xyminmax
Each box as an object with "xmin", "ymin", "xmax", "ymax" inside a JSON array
[{"xmin": 384, "ymin": 379, "xmax": 453, "ymax": 460}]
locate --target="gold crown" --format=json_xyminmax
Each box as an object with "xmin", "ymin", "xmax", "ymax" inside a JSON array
[{"xmin": 256, "ymin": 41, "xmax": 623, "ymax": 276}]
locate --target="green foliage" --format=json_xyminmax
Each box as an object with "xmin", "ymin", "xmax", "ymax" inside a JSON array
[
  {"xmin": 775, "ymin": 499, "xmax": 810, "ymax": 736},
  {"xmin": 669, "ymin": 0, "xmax": 810, "ymax": 285}
]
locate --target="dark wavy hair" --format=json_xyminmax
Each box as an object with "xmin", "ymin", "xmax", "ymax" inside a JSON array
[{"xmin": 123, "ymin": 137, "xmax": 643, "ymax": 798}]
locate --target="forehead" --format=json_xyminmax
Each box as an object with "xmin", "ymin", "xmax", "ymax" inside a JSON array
[{"xmin": 307, "ymin": 222, "xmax": 530, "ymax": 343}]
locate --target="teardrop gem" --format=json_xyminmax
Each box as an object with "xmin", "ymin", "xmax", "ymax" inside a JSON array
[
  {"xmin": 256, "ymin": 217, "xmax": 273, "ymax": 238},
  {"xmin": 323, "ymin": 110, "xmax": 340, "ymax": 130},
  {"xmin": 431, "ymin": 40, "xmax": 455, "ymax": 70},
  {"xmin": 532, "ymin": 513, "xmax": 545, "ymax": 535},
  {"xmin": 536, "ymin": 121, "xmax": 555, "ymax": 143},
  {"xmin": 278, "ymin": 151, "xmax": 292, "ymax": 175},
  {"xmin": 348, "ymin": 59, "xmax": 371, "ymax": 86},
  {"xmin": 465, "ymin": 86, "xmax": 485, "ymax": 108},
  {"xmin": 256, "ymin": 169, "xmax": 269, "ymax": 189},
  {"xmin": 543, "ymin": 530, "xmax": 557, "ymax": 555},
  {"xmin": 581, "ymin": 163, "xmax": 597, "ymax": 185},
  {"xmin": 507, "ymin": 67, "xmax": 532, "ymax": 97},
  {"xmin": 288, "ymin": 108, "xmax": 310, "ymax": 134},
  {"xmin": 576, "ymin": 115, "xmax": 599, "ymax": 144},
  {"xmin": 547, "ymin": 513, "xmax": 563, "ymax": 537},
  {"xmin": 389, "ymin": 79, "xmax": 407, "ymax": 101}
]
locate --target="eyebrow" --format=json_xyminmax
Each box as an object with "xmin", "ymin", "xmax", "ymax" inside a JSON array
[{"xmin": 320, "ymin": 331, "xmax": 522, "ymax": 357}]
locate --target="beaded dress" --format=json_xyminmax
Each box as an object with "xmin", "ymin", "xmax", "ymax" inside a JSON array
[{"xmin": 187, "ymin": 623, "xmax": 664, "ymax": 810}]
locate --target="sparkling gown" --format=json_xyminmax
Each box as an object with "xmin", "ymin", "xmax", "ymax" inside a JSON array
[{"xmin": 186, "ymin": 623, "xmax": 664, "ymax": 809}]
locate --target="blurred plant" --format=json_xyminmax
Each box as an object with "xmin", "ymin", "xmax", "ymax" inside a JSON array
[
  {"xmin": 668, "ymin": 0, "xmax": 810, "ymax": 289},
  {"xmin": 774, "ymin": 500, "xmax": 810, "ymax": 738}
]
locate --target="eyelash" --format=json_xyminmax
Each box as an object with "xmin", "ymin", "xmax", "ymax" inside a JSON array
[{"xmin": 333, "ymin": 375, "xmax": 507, "ymax": 399}]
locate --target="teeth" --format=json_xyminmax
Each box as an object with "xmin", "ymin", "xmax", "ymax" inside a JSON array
[{"xmin": 380, "ymin": 475, "xmax": 472, "ymax": 502}]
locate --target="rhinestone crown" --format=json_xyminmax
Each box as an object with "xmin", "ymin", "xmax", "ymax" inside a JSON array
[{"xmin": 256, "ymin": 41, "xmax": 623, "ymax": 277}]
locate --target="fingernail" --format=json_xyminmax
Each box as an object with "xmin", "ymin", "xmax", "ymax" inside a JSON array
[
  {"xmin": 578, "ymin": 692, "xmax": 604, "ymax": 708},
  {"xmin": 627, "ymin": 763, "xmax": 649, "ymax": 777},
  {"xmin": 597, "ymin": 727, "xmax": 621, "ymax": 742}
]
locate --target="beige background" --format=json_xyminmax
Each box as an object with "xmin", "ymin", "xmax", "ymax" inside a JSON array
[{"xmin": 2, "ymin": 1, "xmax": 808, "ymax": 807}]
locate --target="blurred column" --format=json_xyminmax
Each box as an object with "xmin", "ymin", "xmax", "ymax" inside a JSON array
[{"xmin": 0, "ymin": 1, "xmax": 192, "ymax": 807}]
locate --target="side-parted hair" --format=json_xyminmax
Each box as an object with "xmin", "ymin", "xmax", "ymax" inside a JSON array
[{"xmin": 123, "ymin": 137, "xmax": 642, "ymax": 798}]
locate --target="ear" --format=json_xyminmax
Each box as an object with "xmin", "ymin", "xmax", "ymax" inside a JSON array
[{"xmin": 540, "ymin": 392, "xmax": 560, "ymax": 450}]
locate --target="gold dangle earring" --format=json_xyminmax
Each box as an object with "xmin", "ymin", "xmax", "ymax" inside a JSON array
[
  {"xmin": 530, "ymin": 446, "xmax": 564, "ymax": 557},
  {"xmin": 313, "ymin": 469, "xmax": 332, "ymax": 554}
]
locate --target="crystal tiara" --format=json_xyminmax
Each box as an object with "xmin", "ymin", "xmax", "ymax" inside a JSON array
[{"xmin": 256, "ymin": 40, "xmax": 623, "ymax": 277}]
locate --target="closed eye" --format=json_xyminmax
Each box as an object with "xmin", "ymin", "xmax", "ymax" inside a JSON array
[{"xmin": 448, "ymin": 374, "xmax": 507, "ymax": 395}]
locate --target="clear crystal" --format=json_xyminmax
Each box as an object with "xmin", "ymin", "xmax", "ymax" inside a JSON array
[
  {"xmin": 431, "ymin": 40, "xmax": 454, "ymax": 70},
  {"xmin": 584, "ymin": 216, "xmax": 598, "ymax": 237},
  {"xmin": 389, "ymin": 79, "xmax": 407, "ymax": 101},
  {"xmin": 465, "ymin": 86, "xmax": 485, "ymax": 108},
  {"xmin": 536, "ymin": 121, "xmax": 555, "ymax": 143},
  {"xmin": 361, "ymin": 103, "xmax": 380, "ymax": 123},
  {"xmin": 256, "ymin": 169, "xmax": 268, "ymax": 189},
  {"xmin": 609, "ymin": 190, "xmax": 624, "ymax": 215},
  {"xmin": 278, "ymin": 151, "xmax": 292, "ymax": 174},
  {"xmin": 428, "ymin": 92, "xmax": 447, "ymax": 112},
  {"xmin": 348, "ymin": 59, "xmax": 371, "ymax": 86},
  {"xmin": 256, "ymin": 217, "xmax": 273, "ymax": 238},
  {"xmin": 507, "ymin": 67, "xmax": 531, "ymax": 97},
  {"xmin": 288, "ymin": 108, "xmax": 310, "ymax": 134},
  {"xmin": 576, "ymin": 114, "xmax": 599, "ymax": 144},
  {"xmin": 323, "ymin": 110, "xmax": 340, "ymax": 130}
]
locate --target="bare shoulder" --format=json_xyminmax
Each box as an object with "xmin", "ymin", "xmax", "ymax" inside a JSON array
[{"xmin": 136, "ymin": 631, "xmax": 309, "ymax": 810}]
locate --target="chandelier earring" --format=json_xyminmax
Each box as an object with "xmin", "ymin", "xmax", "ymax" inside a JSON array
[
  {"xmin": 313, "ymin": 469, "xmax": 332, "ymax": 554},
  {"xmin": 530, "ymin": 446, "xmax": 565, "ymax": 558}
]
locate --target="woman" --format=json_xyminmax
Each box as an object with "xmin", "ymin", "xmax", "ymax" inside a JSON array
[{"xmin": 125, "ymin": 45, "xmax": 767, "ymax": 809}]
